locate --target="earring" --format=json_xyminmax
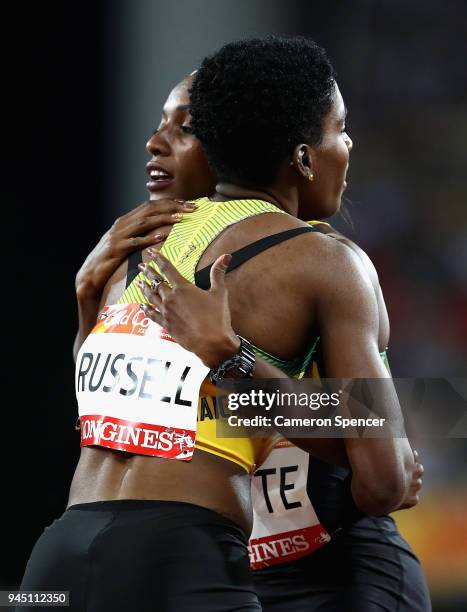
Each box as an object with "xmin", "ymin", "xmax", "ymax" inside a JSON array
[{"xmin": 308, "ymin": 172, "xmax": 314, "ymax": 182}]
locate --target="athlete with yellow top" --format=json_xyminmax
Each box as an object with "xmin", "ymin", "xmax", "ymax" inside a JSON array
[{"xmin": 18, "ymin": 36, "xmax": 427, "ymax": 611}]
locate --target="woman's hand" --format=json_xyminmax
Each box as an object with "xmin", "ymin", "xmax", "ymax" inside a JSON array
[
  {"xmin": 73, "ymin": 198, "xmax": 197, "ymax": 362},
  {"xmin": 137, "ymin": 249, "xmax": 240, "ymax": 369},
  {"xmin": 75, "ymin": 198, "xmax": 197, "ymax": 301},
  {"xmin": 396, "ymin": 449, "xmax": 424, "ymax": 510}
]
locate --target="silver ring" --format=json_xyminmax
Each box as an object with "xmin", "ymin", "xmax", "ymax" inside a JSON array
[{"xmin": 151, "ymin": 278, "xmax": 164, "ymax": 292}]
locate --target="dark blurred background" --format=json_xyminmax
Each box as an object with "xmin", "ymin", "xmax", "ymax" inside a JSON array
[{"xmin": 2, "ymin": 1, "xmax": 466, "ymax": 610}]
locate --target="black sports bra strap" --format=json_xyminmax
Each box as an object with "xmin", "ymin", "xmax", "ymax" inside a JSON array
[
  {"xmin": 126, "ymin": 250, "xmax": 143, "ymax": 289},
  {"xmin": 194, "ymin": 226, "xmax": 315, "ymax": 289}
]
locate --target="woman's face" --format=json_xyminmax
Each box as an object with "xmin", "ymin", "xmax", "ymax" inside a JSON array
[
  {"xmin": 299, "ymin": 83, "xmax": 353, "ymax": 219},
  {"xmin": 146, "ymin": 76, "xmax": 215, "ymax": 201}
]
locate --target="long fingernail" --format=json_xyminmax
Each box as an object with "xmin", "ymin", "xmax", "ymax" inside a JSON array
[{"xmin": 183, "ymin": 202, "xmax": 198, "ymax": 209}]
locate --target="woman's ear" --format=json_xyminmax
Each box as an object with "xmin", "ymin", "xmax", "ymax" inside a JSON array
[{"xmin": 292, "ymin": 144, "xmax": 314, "ymax": 182}]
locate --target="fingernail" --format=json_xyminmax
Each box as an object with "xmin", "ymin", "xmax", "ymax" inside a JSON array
[
  {"xmin": 138, "ymin": 262, "xmax": 145, "ymax": 270},
  {"xmin": 174, "ymin": 199, "xmax": 185, "ymax": 203},
  {"xmin": 183, "ymin": 202, "xmax": 198, "ymax": 209},
  {"xmin": 172, "ymin": 212, "xmax": 183, "ymax": 220},
  {"xmin": 154, "ymin": 233, "xmax": 165, "ymax": 241},
  {"xmin": 221, "ymin": 254, "xmax": 232, "ymax": 267}
]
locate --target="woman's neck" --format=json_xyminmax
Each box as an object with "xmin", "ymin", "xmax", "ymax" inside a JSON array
[{"xmin": 213, "ymin": 182, "xmax": 299, "ymax": 217}]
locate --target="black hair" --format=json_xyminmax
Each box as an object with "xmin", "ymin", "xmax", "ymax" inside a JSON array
[{"xmin": 190, "ymin": 35, "xmax": 336, "ymax": 186}]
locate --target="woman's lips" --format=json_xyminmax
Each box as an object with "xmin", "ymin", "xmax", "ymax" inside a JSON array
[
  {"xmin": 146, "ymin": 178, "xmax": 175, "ymax": 192},
  {"xmin": 146, "ymin": 161, "xmax": 174, "ymax": 192}
]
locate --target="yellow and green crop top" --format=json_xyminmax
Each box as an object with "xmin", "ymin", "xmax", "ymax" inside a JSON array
[{"xmin": 117, "ymin": 197, "xmax": 321, "ymax": 472}]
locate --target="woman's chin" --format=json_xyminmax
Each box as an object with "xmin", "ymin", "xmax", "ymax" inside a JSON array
[
  {"xmin": 322, "ymin": 197, "xmax": 342, "ymax": 219},
  {"xmin": 297, "ymin": 190, "xmax": 344, "ymax": 220},
  {"xmin": 148, "ymin": 188, "xmax": 175, "ymax": 202}
]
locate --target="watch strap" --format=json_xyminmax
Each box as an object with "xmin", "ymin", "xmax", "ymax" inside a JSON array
[{"xmin": 209, "ymin": 335, "xmax": 256, "ymax": 383}]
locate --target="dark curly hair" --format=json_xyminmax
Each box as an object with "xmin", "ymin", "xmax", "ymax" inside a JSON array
[{"xmin": 190, "ymin": 35, "xmax": 336, "ymax": 186}]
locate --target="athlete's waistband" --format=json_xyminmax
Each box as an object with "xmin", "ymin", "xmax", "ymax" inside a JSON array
[
  {"xmin": 66, "ymin": 499, "xmax": 247, "ymax": 538},
  {"xmin": 67, "ymin": 499, "xmax": 188, "ymax": 512}
]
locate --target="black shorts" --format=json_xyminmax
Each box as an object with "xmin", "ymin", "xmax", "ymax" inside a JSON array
[
  {"xmin": 18, "ymin": 499, "xmax": 261, "ymax": 612},
  {"xmin": 253, "ymin": 516, "xmax": 432, "ymax": 612}
]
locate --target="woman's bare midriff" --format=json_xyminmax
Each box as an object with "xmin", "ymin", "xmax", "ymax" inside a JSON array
[{"xmin": 67, "ymin": 446, "xmax": 253, "ymax": 534}]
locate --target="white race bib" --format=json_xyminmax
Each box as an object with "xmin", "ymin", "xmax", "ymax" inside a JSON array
[
  {"xmin": 75, "ymin": 303, "xmax": 210, "ymax": 460},
  {"xmin": 249, "ymin": 438, "xmax": 330, "ymax": 569}
]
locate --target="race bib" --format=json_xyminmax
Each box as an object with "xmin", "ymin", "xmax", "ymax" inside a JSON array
[
  {"xmin": 249, "ymin": 438, "xmax": 330, "ymax": 569},
  {"xmin": 75, "ymin": 303, "xmax": 210, "ymax": 460}
]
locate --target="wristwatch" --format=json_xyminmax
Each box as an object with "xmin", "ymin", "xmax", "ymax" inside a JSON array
[{"xmin": 209, "ymin": 335, "xmax": 256, "ymax": 383}]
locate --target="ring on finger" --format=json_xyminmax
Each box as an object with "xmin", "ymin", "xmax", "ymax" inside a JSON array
[{"xmin": 151, "ymin": 277, "xmax": 165, "ymax": 292}]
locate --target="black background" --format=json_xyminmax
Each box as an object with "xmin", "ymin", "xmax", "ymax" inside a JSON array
[{"xmin": 2, "ymin": 4, "xmax": 107, "ymax": 585}]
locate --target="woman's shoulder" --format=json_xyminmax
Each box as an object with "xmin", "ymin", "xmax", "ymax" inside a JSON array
[
  {"xmin": 309, "ymin": 224, "xmax": 390, "ymax": 349},
  {"xmin": 307, "ymin": 223, "xmax": 379, "ymax": 289}
]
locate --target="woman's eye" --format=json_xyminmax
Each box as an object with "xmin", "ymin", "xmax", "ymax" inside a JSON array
[{"xmin": 180, "ymin": 125, "xmax": 194, "ymax": 134}]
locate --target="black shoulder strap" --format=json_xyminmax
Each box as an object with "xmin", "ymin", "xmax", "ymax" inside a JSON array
[
  {"xmin": 194, "ymin": 226, "xmax": 315, "ymax": 289},
  {"xmin": 126, "ymin": 250, "xmax": 143, "ymax": 289}
]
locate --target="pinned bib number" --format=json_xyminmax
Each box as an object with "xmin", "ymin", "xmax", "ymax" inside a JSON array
[
  {"xmin": 249, "ymin": 438, "xmax": 330, "ymax": 569},
  {"xmin": 75, "ymin": 303, "xmax": 210, "ymax": 460}
]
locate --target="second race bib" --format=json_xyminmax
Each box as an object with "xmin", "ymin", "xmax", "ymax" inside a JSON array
[{"xmin": 249, "ymin": 438, "xmax": 330, "ymax": 569}]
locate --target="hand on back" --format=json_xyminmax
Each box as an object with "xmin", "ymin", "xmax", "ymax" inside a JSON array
[{"xmin": 75, "ymin": 198, "xmax": 197, "ymax": 301}]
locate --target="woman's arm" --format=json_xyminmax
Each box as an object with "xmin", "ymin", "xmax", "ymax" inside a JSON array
[
  {"xmin": 312, "ymin": 240, "xmax": 414, "ymax": 515},
  {"xmin": 72, "ymin": 198, "xmax": 196, "ymax": 361},
  {"xmin": 138, "ymin": 244, "xmax": 414, "ymax": 516},
  {"xmin": 73, "ymin": 292, "xmax": 103, "ymax": 362},
  {"xmin": 137, "ymin": 247, "xmax": 411, "ymax": 506}
]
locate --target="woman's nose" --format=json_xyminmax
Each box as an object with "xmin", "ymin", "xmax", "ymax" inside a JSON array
[
  {"xmin": 146, "ymin": 130, "xmax": 170, "ymax": 157},
  {"xmin": 346, "ymin": 133, "xmax": 353, "ymax": 152}
]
